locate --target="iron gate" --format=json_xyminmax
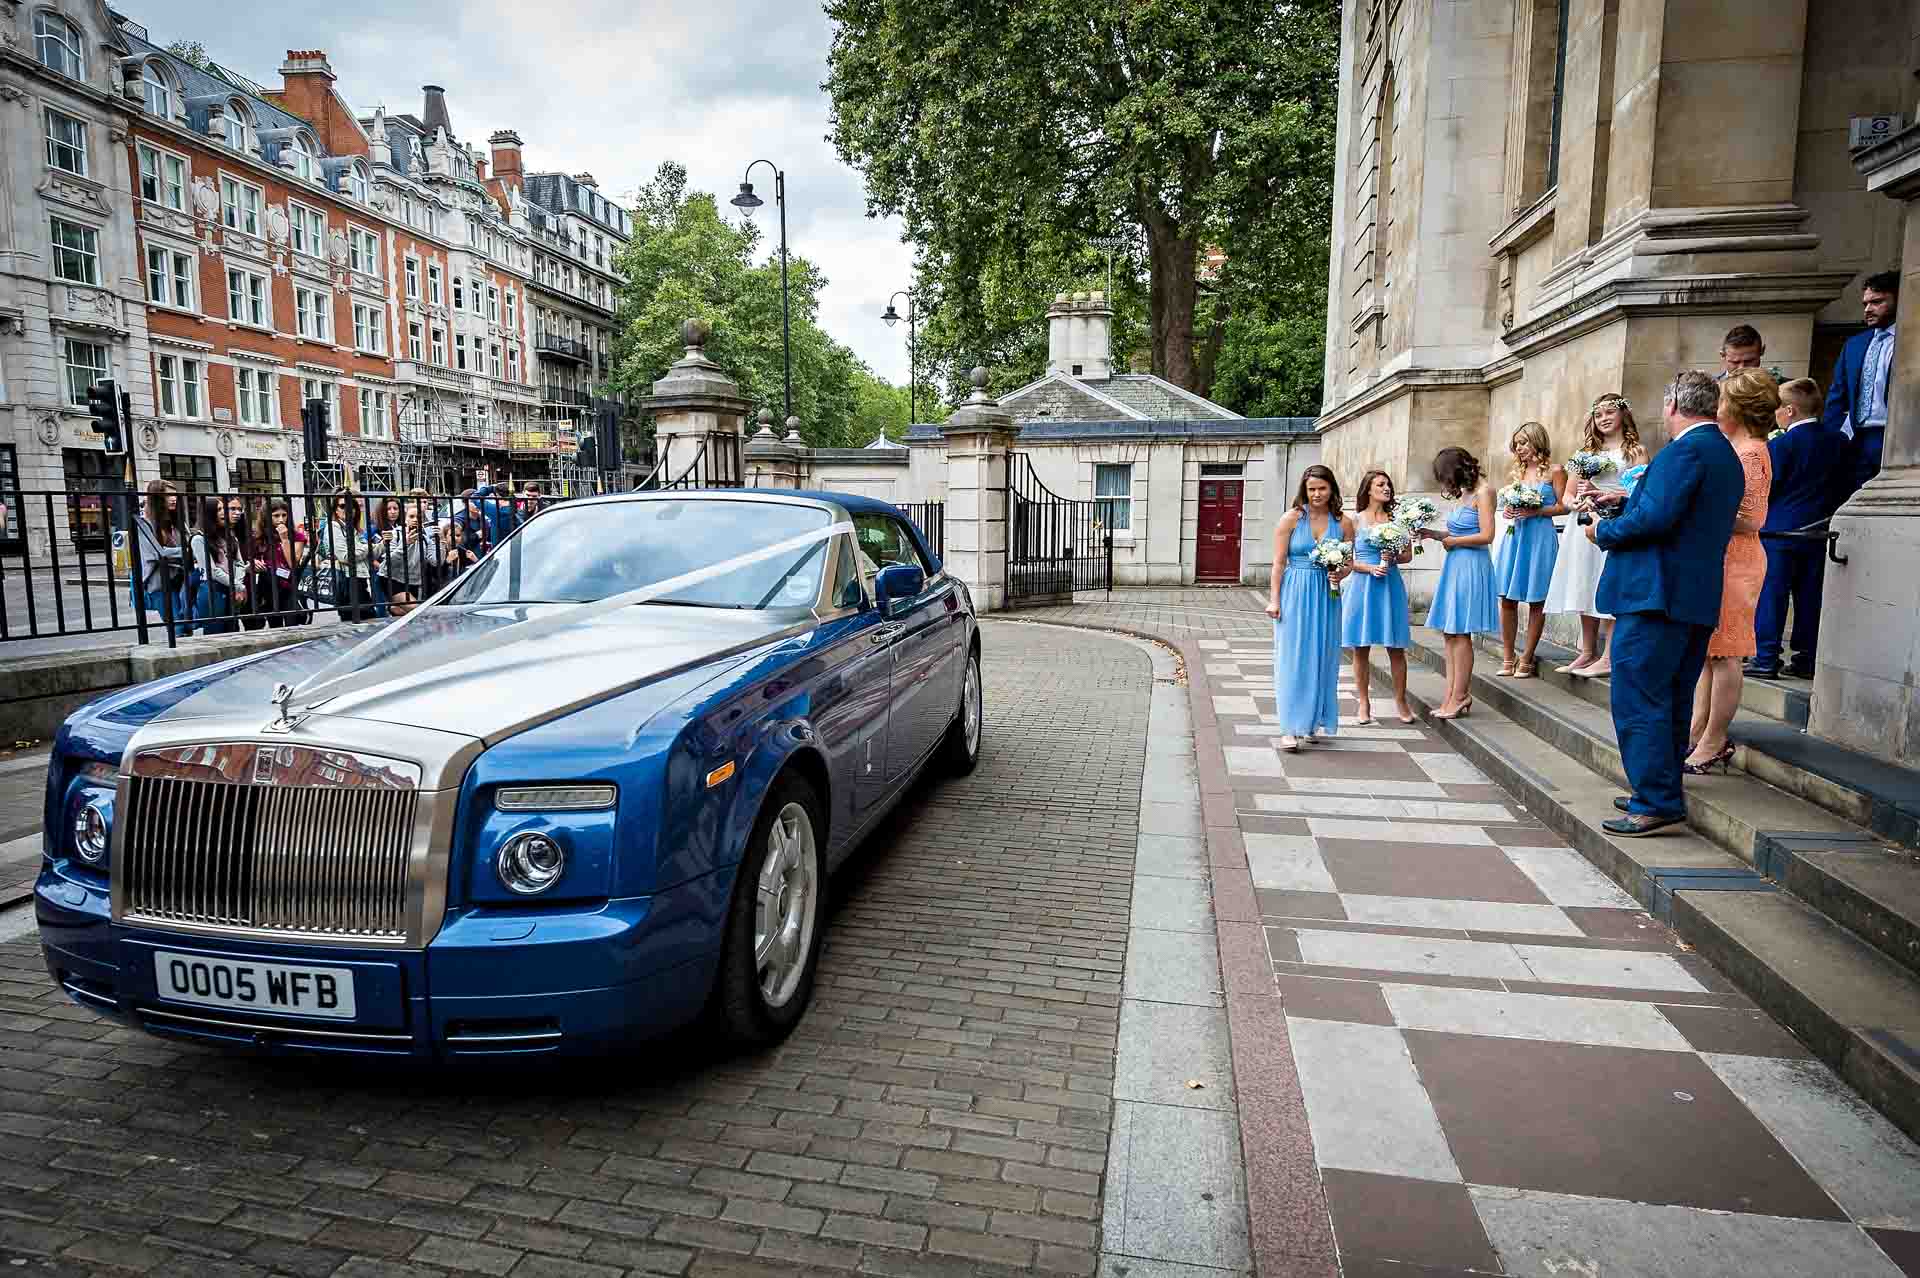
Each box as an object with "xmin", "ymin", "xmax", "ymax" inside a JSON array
[{"xmin": 1006, "ymin": 453, "xmax": 1112, "ymax": 602}]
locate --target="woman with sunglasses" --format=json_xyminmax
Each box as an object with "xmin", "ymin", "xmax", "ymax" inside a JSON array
[{"xmin": 317, "ymin": 487, "xmax": 376, "ymax": 622}]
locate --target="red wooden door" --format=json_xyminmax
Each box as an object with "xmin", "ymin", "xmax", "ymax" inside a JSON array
[{"xmin": 1196, "ymin": 480, "xmax": 1243, "ymax": 581}]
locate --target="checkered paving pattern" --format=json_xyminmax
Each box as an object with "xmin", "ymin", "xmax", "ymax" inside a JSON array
[{"xmin": 1196, "ymin": 632, "xmax": 1920, "ymax": 1277}]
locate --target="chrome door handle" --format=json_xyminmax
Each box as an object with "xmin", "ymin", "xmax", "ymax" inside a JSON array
[{"xmin": 870, "ymin": 625, "xmax": 904, "ymax": 645}]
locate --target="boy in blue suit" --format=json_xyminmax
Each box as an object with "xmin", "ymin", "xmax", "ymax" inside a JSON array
[
  {"xmin": 1751, "ymin": 378, "xmax": 1832, "ymax": 678},
  {"xmin": 1588, "ymin": 370, "xmax": 1746, "ymax": 836},
  {"xmin": 1820, "ymin": 270, "xmax": 1899, "ymax": 511}
]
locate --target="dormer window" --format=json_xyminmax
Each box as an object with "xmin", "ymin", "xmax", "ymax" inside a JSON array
[
  {"xmin": 33, "ymin": 11, "xmax": 85, "ymax": 81},
  {"xmin": 290, "ymin": 132, "xmax": 316, "ymax": 182},
  {"xmin": 346, "ymin": 162, "xmax": 369, "ymax": 203},
  {"xmin": 224, "ymin": 99, "xmax": 252, "ymax": 152},
  {"xmin": 141, "ymin": 61, "xmax": 174, "ymax": 119}
]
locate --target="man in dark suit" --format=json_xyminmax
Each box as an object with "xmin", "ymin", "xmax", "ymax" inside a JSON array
[
  {"xmin": 1587, "ymin": 370, "xmax": 1746, "ymax": 836},
  {"xmin": 1750, "ymin": 377, "xmax": 1832, "ymax": 679},
  {"xmin": 1821, "ymin": 270, "xmax": 1899, "ymax": 510}
]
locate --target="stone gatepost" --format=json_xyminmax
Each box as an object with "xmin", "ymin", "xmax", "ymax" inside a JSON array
[
  {"xmin": 745, "ymin": 408, "xmax": 807, "ymax": 488},
  {"xmin": 1811, "ymin": 129, "xmax": 1920, "ymax": 764},
  {"xmin": 643, "ymin": 319, "xmax": 752, "ymax": 486},
  {"xmin": 940, "ymin": 368, "xmax": 1017, "ymax": 612}
]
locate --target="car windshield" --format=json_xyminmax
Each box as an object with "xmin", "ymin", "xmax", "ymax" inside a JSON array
[{"xmin": 443, "ymin": 498, "xmax": 834, "ymax": 609}]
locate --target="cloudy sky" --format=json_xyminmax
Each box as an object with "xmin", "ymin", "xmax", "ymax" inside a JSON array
[{"xmin": 134, "ymin": 0, "xmax": 918, "ymax": 382}]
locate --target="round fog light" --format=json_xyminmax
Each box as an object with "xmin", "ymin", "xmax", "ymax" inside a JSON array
[
  {"xmin": 498, "ymin": 832, "xmax": 565, "ymax": 895},
  {"xmin": 73, "ymin": 800, "xmax": 109, "ymax": 866}
]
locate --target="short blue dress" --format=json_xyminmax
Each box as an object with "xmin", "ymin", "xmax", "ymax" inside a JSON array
[
  {"xmin": 1272, "ymin": 514, "xmax": 1342, "ymax": 737},
  {"xmin": 1495, "ymin": 479, "xmax": 1560, "ymax": 603},
  {"xmin": 1427, "ymin": 503, "xmax": 1499, "ymax": 636},
  {"xmin": 1342, "ymin": 519, "xmax": 1410, "ymax": 649}
]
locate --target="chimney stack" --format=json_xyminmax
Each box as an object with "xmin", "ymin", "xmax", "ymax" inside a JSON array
[
  {"xmin": 574, "ymin": 172, "xmax": 598, "ymax": 188},
  {"xmin": 280, "ymin": 49, "xmax": 335, "ymax": 84},
  {"xmin": 421, "ymin": 84, "xmax": 452, "ymax": 139},
  {"xmin": 1046, "ymin": 291, "xmax": 1114, "ymax": 380},
  {"xmin": 489, "ymin": 129, "xmax": 524, "ymax": 185}
]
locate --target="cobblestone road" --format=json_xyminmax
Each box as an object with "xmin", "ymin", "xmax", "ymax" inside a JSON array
[{"xmin": 0, "ymin": 621, "xmax": 1160, "ymax": 1277}]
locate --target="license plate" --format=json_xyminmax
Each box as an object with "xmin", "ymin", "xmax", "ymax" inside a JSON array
[{"xmin": 153, "ymin": 951, "xmax": 356, "ymax": 1019}]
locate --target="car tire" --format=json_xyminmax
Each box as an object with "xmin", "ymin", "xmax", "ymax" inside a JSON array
[
  {"xmin": 709, "ymin": 773, "xmax": 827, "ymax": 1049},
  {"xmin": 940, "ymin": 644, "xmax": 983, "ymax": 776}
]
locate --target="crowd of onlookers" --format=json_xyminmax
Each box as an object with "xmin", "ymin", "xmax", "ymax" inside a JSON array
[
  {"xmin": 1266, "ymin": 268, "xmax": 1899, "ymax": 838},
  {"xmin": 127, "ymin": 474, "xmax": 553, "ymax": 636}
]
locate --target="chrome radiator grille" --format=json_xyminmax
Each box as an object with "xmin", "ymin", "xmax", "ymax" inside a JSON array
[{"xmin": 119, "ymin": 744, "xmax": 422, "ymax": 942}]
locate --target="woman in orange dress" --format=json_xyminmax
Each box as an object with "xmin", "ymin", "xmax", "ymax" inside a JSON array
[{"xmin": 1685, "ymin": 369, "xmax": 1776, "ymax": 773}]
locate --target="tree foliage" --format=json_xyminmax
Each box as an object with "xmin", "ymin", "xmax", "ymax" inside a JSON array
[
  {"xmin": 608, "ymin": 162, "xmax": 907, "ymax": 450},
  {"xmin": 824, "ymin": 0, "xmax": 1338, "ymax": 402}
]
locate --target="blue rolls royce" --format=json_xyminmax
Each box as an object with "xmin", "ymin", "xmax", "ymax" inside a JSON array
[{"xmin": 35, "ymin": 490, "xmax": 982, "ymax": 1059}]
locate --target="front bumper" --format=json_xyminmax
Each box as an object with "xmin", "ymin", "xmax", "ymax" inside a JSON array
[{"xmin": 34, "ymin": 860, "xmax": 726, "ymax": 1061}]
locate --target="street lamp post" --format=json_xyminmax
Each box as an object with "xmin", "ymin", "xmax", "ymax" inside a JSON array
[
  {"xmin": 879, "ymin": 290, "xmax": 917, "ymax": 430},
  {"xmin": 730, "ymin": 161, "xmax": 792, "ymax": 426}
]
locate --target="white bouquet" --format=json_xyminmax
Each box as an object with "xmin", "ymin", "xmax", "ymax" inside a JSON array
[
  {"xmin": 1308, "ymin": 537, "xmax": 1353, "ymax": 597},
  {"xmin": 1391, "ymin": 496, "xmax": 1439, "ymax": 554},
  {"xmin": 1365, "ymin": 521, "xmax": 1412, "ymax": 556},
  {"xmin": 1498, "ymin": 482, "xmax": 1545, "ymax": 517},
  {"xmin": 1565, "ymin": 451, "xmax": 1617, "ymax": 480}
]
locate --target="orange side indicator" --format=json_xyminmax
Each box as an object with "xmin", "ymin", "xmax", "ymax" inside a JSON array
[{"xmin": 706, "ymin": 761, "xmax": 736, "ymax": 789}]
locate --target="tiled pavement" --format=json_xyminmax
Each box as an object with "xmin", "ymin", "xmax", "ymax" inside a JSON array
[{"xmin": 0, "ymin": 621, "xmax": 1260, "ymax": 1277}]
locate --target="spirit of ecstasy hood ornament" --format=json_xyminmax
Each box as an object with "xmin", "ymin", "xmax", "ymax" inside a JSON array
[{"xmin": 267, "ymin": 681, "xmax": 301, "ymax": 733}]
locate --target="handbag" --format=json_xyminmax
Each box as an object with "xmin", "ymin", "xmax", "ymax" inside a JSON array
[{"xmin": 296, "ymin": 559, "xmax": 339, "ymax": 607}]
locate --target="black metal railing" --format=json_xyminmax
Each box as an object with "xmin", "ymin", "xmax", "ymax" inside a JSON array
[
  {"xmin": 1006, "ymin": 454, "xmax": 1112, "ymax": 602},
  {"xmin": 541, "ymin": 386, "xmax": 594, "ymax": 408},
  {"xmin": 535, "ymin": 333, "xmax": 590, "ymax": 363},
  {"xmin": 639, "ymin": 432, "xmax": 745, "ymax": 492},
  {"xmin": 896, "ymin": 501, "xmax": 945, "ymax": 557}
]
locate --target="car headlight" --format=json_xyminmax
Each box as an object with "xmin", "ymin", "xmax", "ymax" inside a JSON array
[
  {"xmin": 495, "ymin": 785, "xmax": 615, "ymax": 812},
  {"xmin": 73, "ymin": 798, "xmax": 110, "ymax": 866},
  {"xmin": 497, "ymin": 831, "xmax": 566, "ymax": 895}
]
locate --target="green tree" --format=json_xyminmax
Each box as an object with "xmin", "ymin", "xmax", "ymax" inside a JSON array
[
  {"xmin": 824, "ymin": 0, "xmax": 1338, "ymax": 396},
  {"xmin": 609, "ymin": 162, "xmax": 868, "ymax": 450}
]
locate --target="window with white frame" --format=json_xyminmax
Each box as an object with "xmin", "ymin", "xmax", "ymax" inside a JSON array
[
  {"xmin": 486, "ymin": 285, "xmax": 499, "ymax": 323},
  {"xmin": 44, "ymin": 108, "xmax": 87, "ymax": 176},
  {"xmin": 1094, "ymin": 464, "xmax": 1133, "ymax": 532},
  {"xmin": 348, "ymin": 227, "xmax": 380, "ymax": 276},
  {"xmin": 34, "ymin": 12, "xmax": 85, "ymax": 80},
  {"xmin": 358, "ymin": 387, "xmax": 393, "ymax": 439},
  {"xmin": 488, "ymin": 342, "xmax": 501, "ymax": 378},
  {"xmin": 288, "ymin": 201, "xmax": 326, "ymax": 256},
  {"xmin": 404, "ymin": 322, "xmax": 422, "ymax": 362},
  {"xmin": 427, "ymin": 263, "xmax": 443, "ymax": 304},
  {"xmin": 50, "ymin": 218, "xmax": 99, "ymax": 285},
  {"xmin": 431, "ymin": 327, "xmax": 446, "ymax": 365},
  {"xmin": 294, "ymin": 285, "xmax": 330, "ymax": 341},
  {"xmin": 455, "ymin": 333, "xmax": 469, "ymax": 370},
  {"xmin": 452, "ymin": 276, "xmax": 464, "ymax": 310},
  {"xmin": 221, "ymin": 175, "xmax": 262, "ymax": 235},
  {"xmin": 223, "ymin": 100, "xmax": 251, "ymax": 152},
  {"xmin": 141, "ymin": 61, "xmax": 173, "ymax": 119},
  {"xmin": 346, "ymin": 163, "xmax": 369, "ymax": 203},
  {"xmin": 288, "ymin": 133, "xmax": 316, "ymax": 182},
  {"xmin": 136, "ymin": 143, "xmax": 187, "ymax": 210},
  {"xmin": 155, "ymin": 355, "xmax": 206, "ymax": 419},
  {"xmin": 62, "ymin": 338, "xmax": 109, "ymax": 407},
  {"xmin": 299, "ymin": 377, "xmax": 337, "ymax": 425},
  {"xmin": 226, "ymin": 267, "xmax": 269, "ymax": 327},
  {"xmin": 353, "ymin": 303, "xmax": 384, "ymax": 353},
  {"xmin": 505, "ymin": 291, "xmax": 516, "ymax": 328},
  {"xmin": 145, "ymin": 245, "xmax": 194, "ymax": 309},
  {"xmin": 404, "ymin": 257, "xmax": 419, "ymax": 299},
  {"xmin": 507, "ymin": 346, "xmax": 519, "ymax": 381},
  {"xmin": 234, "ymin": 366, "xmax": 276, "ymax": 426}
]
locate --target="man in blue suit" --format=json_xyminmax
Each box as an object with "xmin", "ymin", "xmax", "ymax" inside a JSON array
[
  {"xmin": 1750, "ymin": 378, "xmax": 1833, "ymax": 678},
  {"xmin": 1821, "ymin": 270, "xmax": 1899, "ymax": 511},
  {"xmin": 1588, "ymin": 370, "xmax": 1746, "ymax": 836}
]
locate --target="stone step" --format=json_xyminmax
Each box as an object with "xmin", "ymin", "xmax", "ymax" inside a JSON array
[
  {"xmin": 1386, "ymin": 658, "xmax": 1920, "ymax": 1144},
  {"xmin": 1475, "ymin": 632, "xmax": 1811, "ymax": 728},
  {"xmin": 1397, "ymin": 628, "xmax": 1863, "ymax": 866}
]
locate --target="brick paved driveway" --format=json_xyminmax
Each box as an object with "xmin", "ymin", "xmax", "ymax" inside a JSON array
[{"xmin": 0, "ymin": 621, "xmax": 1154, "ymax": 1277}]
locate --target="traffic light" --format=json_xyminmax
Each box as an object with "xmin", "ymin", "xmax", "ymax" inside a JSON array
[
  {"xmin": 84, "ymin": 379, "xmax": 126, "ymax": 455},
  {"xmin": 301, "ymin": 398, "xmax": 330, "ymax": 464}
]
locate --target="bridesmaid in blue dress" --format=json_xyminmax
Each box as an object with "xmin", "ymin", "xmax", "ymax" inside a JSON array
[
  {"xmin": 1494, "ymin": 421, "xmax": 1569, "ymax": 678},
  {"xmin": 1344, "ymin": 469, "xmax": 1415, "ymax": 724},
  {"xmin": 1421, "ymin": 447, "xmax": 1499, "ymax": 719},
  {"xmin": 1265, "ymin": 464, "xmax": 1353, "ymax": 751}
]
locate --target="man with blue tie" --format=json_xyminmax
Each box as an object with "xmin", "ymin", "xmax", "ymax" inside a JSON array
[
  {"xmin": 1587, "ymin": 370, "xmax": 1746, "ymax": 836},
  {"xmin": 1750, "ymin": 378, "xmax": 1832, "ymax": 679},
  {"xmin": 1821, "ymin": 271, "xmax": 1899, "ymax": 509}
]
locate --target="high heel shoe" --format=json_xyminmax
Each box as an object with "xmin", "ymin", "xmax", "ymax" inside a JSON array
[
  {"xmin": 1455, "ymin": 696, "xmax": 1474, "ymax": 718},
  {"xmin": 1495, "ymin": 659, "xmax": 1517, "ymax": 677},
  {"xmin": 1514, "ymin": 660, "xmax": 1538, "ymax": 679},
  {"xmin": 1681, "ymin": 743, "xmax": 1735, "ymax": 775},
  {"xmin": 1558, "ymin": 653, "xmax": 1598, "ymax": 676},
  {"xmin": 1279, "ymin": 734, "xmax": 1300, "ymax": 753}
]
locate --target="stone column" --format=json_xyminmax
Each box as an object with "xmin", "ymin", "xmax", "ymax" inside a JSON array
[
  {"xmin": 745, "ymin": 409, "xmax": 806, "ymax": 489},
  {"xmin": 1809, "ymin": 125, "xmax": 1920, "ymax": 763},
  {"xmin": 642, "ymin": 319, "xmax": 751, "ymax": 485},
  {"xmin": 940, "ymin": 368, "xmax": 1017, "ymax": 613}
]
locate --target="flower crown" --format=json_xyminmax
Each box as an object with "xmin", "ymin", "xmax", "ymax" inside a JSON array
[{"xmin": 1591, "ymin": 395, "xmax": 1630, "ymax": 413}]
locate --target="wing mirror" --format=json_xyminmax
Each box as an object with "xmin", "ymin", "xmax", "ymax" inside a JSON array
[{"xmin": 874, "ymin": 563, "xmax": 925, "ymax": 613}]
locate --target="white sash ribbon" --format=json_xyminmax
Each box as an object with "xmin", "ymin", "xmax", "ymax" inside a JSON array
[{"xmin": 287, "ymin": 520, "xmax": 852, "ymax": 714}]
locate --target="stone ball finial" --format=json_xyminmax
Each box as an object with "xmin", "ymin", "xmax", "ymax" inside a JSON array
[
  {"xmin": 681, "ymin": 317, "xmax": 710, "ymax": 350},
  {"xmin": 970, "ymin": 367, "xmax": 989, "ymax": 391},
  {"xmin": 754, "ymin": 407, "xmax": 776, "ymax": 437},
  {"xmin": 783, "ymin": 416, "xmax": 803, "ymax": 442}
]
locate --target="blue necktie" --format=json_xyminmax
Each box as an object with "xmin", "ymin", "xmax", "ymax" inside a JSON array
[{"xmin": 1860, "ymin": 330, "xmax": 1891, "ymax": 426}]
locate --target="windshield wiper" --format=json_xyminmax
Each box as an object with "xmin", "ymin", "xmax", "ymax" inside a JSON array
[{"xmin": 636, "ymin": 598, "xmax": 747, "ymax": 609}]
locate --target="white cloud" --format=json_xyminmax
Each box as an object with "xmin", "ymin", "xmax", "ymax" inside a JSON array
[{"xmin": 134, "ymin": 0, "xmax": 918, "ymax": 383}]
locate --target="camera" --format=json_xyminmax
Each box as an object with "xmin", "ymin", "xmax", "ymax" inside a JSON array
[{"xmin": 1576, "ymin": 512, "xmax": 1594, "ymax": 526}]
